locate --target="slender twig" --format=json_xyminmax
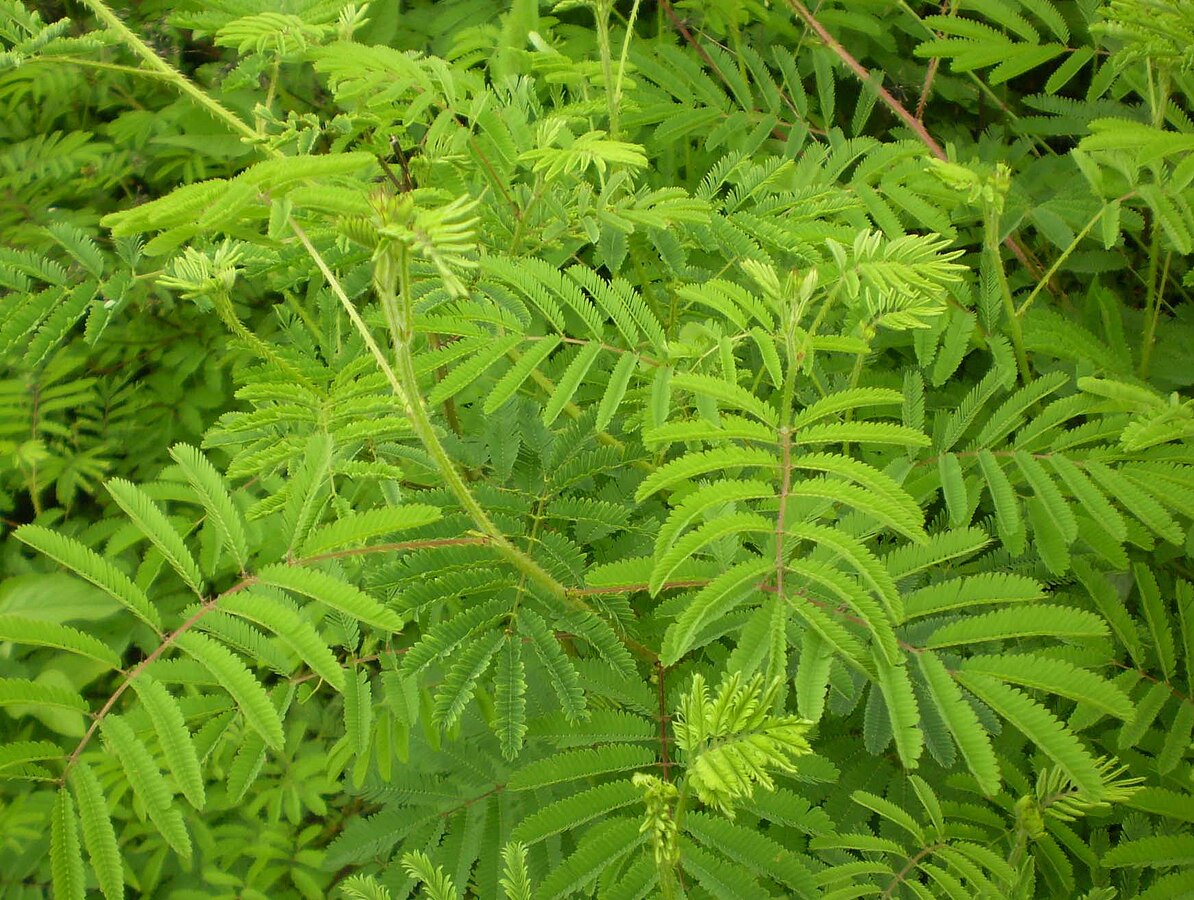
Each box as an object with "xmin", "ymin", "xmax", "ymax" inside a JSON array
[
  {"xmin": 917, "ymin": 58, "xmax": 942, "ymax": 121},
  {"xmin": 59, "ymin": 577, "xmax": 258, "ymax": 783},
  {"xmin": 658, "ymin": 0, "xmax": 731, "ymax": 97},
  {"xmin": 881, "ymin": 843, "xmax": 947, "ymax": 898},
  {"xmin": 986, "ymin": 211, "xmax": 1032, "ymax": 383},
  {"xmin": 76, "ymin": 0, "xmax": 261, "ymax": 145},
  {"xmin": 784, "ymin": 0, "xmax": 947, "ymax": 157},
  {"xmin": 657, "ymin": 0, "xmax": 826, "ymax": 140},
  {"xmin": 656, "ymin": 661, "xmax": 673, "ymax": 782},
  {"xmin": 612, "ymin": 0, "xmax": 644, "ymax": 139},
  {"xmin": 775, "ymin": 427, "xmax": 793, "ymax": 599},
  {"xmin": 297, "ymin": 536, "xmax": 491, "ymax": 565},
  {"xmin": 915, "ymin": 0, "xmax": 953, "ymax": 120},
  {"xmin": 781, "ymin": 0, "xmax": 1055, "ymax": 293},
  {"xmin": 1017, "ymin": 195, "xmax": 1134, "ymax": 318}
]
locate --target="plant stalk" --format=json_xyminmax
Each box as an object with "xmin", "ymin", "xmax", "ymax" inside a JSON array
[
  {"xmin": 80, "ymin": 0, "xmax": 596, "ymax": 623},
  {"xmin": 76, "ymin": 0, "xmax": 261, "ymax": 146},
  {"xmin": 986, "ymin": 213, "xmax": 1031, "ymax": 383}
]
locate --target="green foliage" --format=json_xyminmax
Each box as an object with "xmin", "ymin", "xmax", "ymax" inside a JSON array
[{"xmin": 1, "ymin": 0, "xmax": 1193, "ymax": 897}]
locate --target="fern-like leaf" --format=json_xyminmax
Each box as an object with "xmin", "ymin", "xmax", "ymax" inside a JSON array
[
  {"xmin": 962, "ymin": 653, "xmax": 1133, "ymax": 720},
  {"xmin": 68, "ymin": 762, "xmax": 124, "ymax": 900},
  {"xmin": 520, "ymin": 609, "xmax": 586, "ymax": 722},
  {"xmin": 169, "ymin": 443, "xmax": 251, "ymax": 571},
  {"xmin": 923, "ymin": 605, "xmax": 1106, "ymax": 648},
  {"xmin": 219, "ymin": 590, "xmax": 346, "ymax": 692},
  {"xmin": 535, "ymin": 817, "xmax": 645, "ymax": 900},
  {"xmin": 433, "ymin": 630, "xmax": 502, "ymax": 730},
  {"xmin": 506, "ymin": 745, "xmax": 657, "ymax": 791},
  {"xmin": 174, "ymin": 631, "xmax": 284, "ymax": 750},
  {"xmin": 512, "ymin": 780, "xmax": 641, "ymax": 845},
  {"xmin": 258, "ymin": 564, "xmax": 405, "ymax": 632},
  {"xmin": 916, "ymin": 651, "xmax": 1000, "ymax": 795},
  {"xmin": 131, "ymin": 675, "xmax": 205, "ymax": 808},
  {"xmin": 99, "ymin": 714, "xmax": 192, "ymax": 860},
  {"xmin": 0, "ymin": 615, "xmax": 120, "ymax": 669},
  {"xmin": 661, "ymin": 556, "xmax": 772, "ymax": 665},
  {"xmin": 106, "ymin": 478, "xmax": 205, "ymax": 596},
  {"xmin": 13, "ymin": 525, "xmax": 161, "ymax": 629},
  {"xmin": 954, "ymin": 672, "xmax": 1104, "ymax": 798},
  {"xmin": 51, "ymin": 786, "xmax": 86, "ymax": 900},
  {"xmin": 299, "ymin": 505, "xmax": 442, "ymax": 557},
  {"xmin": 494, "ymin": 634, "xmax": 527, "ymax": 760}
]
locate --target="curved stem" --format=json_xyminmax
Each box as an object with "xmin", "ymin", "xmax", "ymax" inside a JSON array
[
  {"xmin": 60, "ymin": 577, "xmax": 257, "ymax": 784},
  {"xmin": 76, "ymin": 0, "xmax": 656, "ymax": 658},
  {"xmin": 76, "ymin": 0, "xmax": 261, "ymax": 146},
  {"xmin": 986, "ymin": 213, "xmax": 1031, "ymax": 383}
]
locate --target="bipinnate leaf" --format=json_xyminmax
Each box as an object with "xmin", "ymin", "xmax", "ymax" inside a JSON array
[
  {"xmin": 520, "ymin": 609, "xmax": 586, "ymax": 722},
  {"xmin": 299, "ymin": 504, "xmax": 442, "ymax": 557},
  {"xmin": 536, "ymin": 818, "xmax": 645, "ymax": 900},
  {"xmin": 495, "ymin": 634, "xmax": 528, "ymax": 760},
  {"xmin": 0, "ymin": 615, "xmax": 121, "ymax": 669},
  {"xmin": 955, "ymin": 672, "xmax": 1104, "ymax": 799},
  {"xmin": 507, "ymin": 745, "xmax": 656, "ymax": 791},
  {"xmin": 220, "ymin": 591, "xmax": 346, "ymax": 692},
  {"xmin": 169, "ymin": 443, "xmax": 251, "ymax": 570},
  {"xmin": 915, "ymin": 651, "xmax": 1000, "ymax": 795},
  {"xmin": 13, "ymin": 525, "xmax": 161, "ymax": 629}
]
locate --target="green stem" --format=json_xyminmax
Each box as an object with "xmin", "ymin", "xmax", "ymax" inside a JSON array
[
  {"xmin": 594, "ymin": 2, "xmax": 616, "ymax": 136},
  {"xmin": 1140, "ymin": 243, "xmax": 1171, "ymax": 378},
  {"xmin": 509, "ymin": 176, "xmax": 545, "ymax": 254},
  {"xmin": 79, "ymin": 0, "xmax": 643, "ymax": 642},
  {"xmin": 28, "ymin": 55, "xmax": 178, "ymax": 81},
  {"xmin": 296, "ymin": 224, "xmax": 578, "ymax": 610},
  {"xmin": 394, "ymin": 345, "xmax": 576, "ymax": 605},
  {"xmin": 211, "ymin": 291, "xmax": 311, "ymax": 386},
  {"xmin": 76, "ymin": 0, "xmax": 261, "ymax": 146},
  {"xmin": 612, "ymin": 0, "xmax": 643, "ymax": 141},
  {"xmin": 986, "ymin": 212, "xmax": 1031, "ymax": 383},
  {"xmin": 259, "ymin": 58, "xmax": 282, "ymax": 133},
  {"xmin": 388, "ymin": 253, "xmax": 583, "ymax": 610},
  {"xmin": 1139, "ymin": 70, "xmax": 1170, "ymax": 378}
]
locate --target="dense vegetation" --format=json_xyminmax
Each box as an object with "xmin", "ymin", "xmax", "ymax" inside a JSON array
[{"xmin": 2, "ymin": 0, "xmax": 1193, "ymax": 896}]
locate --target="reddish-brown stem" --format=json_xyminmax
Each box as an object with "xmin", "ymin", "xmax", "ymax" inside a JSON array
[
  {"xmin": 656, "ymin": 661, "xmax": 673, "ymax": 782},
  {"xmin": 916, "ymin": 58, "xmax": 942, "ymax": 121},
  {"xmin": 915, "ymin": 0, "xmax": 952, "ymax": 120},
  {"xmin": 659, "ymin": 0, "xmax": 733, "ymax": 98},
  {"xmin": 59, "ymin": 576, "xmax": 258, "ymax": 783},
  {"xmin": 782, "ymin": 0, "xmax": 1053, "ymax": 290},
  {"xmin": 428, "ymin": 333, "xmax": 465, "ymax": 436},
  {"xmin": 58, "ymin": 535, "xmax": 505, "ymax": 782},
  {"xmin": 784, "ymin": 0, "xmax": 947, "ymax": 158},
  {"xmin": 659, "ymin": 0, "xmax": 825, "ymax": 140},
  {"xmin": 882, "ymin": 843, "xmax": 947, "ymax": 898}
]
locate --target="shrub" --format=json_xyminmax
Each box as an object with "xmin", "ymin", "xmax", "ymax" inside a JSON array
[{"xmin": 1, "ymin": 0, "xmax": 1192, "ymax": 897}]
